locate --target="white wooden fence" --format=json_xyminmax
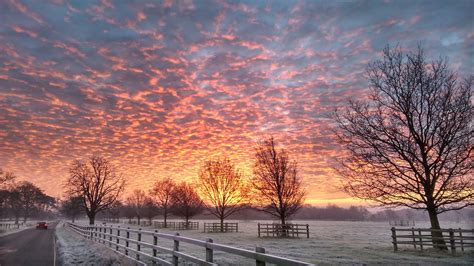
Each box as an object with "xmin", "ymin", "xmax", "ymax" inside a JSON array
[
  {"xmin": 67, "ymin": 222, "xmax": 314, "ymax": 265},
  {"xmin": 0, "ymin": 222, "xmax": 24, "ymax": 233}
]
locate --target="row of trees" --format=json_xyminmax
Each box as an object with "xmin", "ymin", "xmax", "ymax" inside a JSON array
[
  {"xmin": 60, "ymin": 46, "xmax": 471, "ymax": 250},
  {"xmin": 0, "ymin": 169, "xmax": 56, "ymax": 224},
  {"xmin": 61, "ymin": 136, "xmax": 307, "ymax": 227}
]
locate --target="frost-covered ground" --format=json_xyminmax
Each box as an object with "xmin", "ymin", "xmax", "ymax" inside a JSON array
[
  {"xmin": 72, "ymin": 219, "xmax": 473, "ymax": 265},
  {"xmin": 55, "ymin": 221, "xmax": 141, "ymax": 265}
]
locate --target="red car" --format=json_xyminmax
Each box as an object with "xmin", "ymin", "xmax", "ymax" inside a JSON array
[{"xmin": 36, "ymin": 222, "xmax": 48, "ymax": 229}]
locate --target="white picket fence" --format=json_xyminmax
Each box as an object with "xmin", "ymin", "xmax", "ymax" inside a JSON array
[{"xmin": 67, "ymin": 222, "xmax": 313, "ymax": 265}]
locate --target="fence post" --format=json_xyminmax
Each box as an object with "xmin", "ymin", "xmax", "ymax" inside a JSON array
[
  {"xmin": 206, "ymin": 238, "xmax": 213, "ymax": 263},
  {"xmin": 258, "ymin": 223, "xmax": 260, "ymax": 238},
  {"xmin": 125, "ymin": 227, "xmax": 130, "ymax": 256},
  {"xmin": 153, "ymin": 230, "xmax": 158, "ymax": 264},
  {"xmin": 391, "ymin": 227, "xmax": 398, "ymax": 252},
  {"xmin": 256, "ymin": 246, "xmax": 265, "ymax": 266},
  {"xmin": 173, "ymin": 233, "xmax": 180, "ymax": 266},
  {"xmin": 137, "ymin": 228, "xmax": 141, "ymax": 261},
  {"xmin": 459, "ymin": 228, "xmax": 464, "ymax": 252},
  {"xmin": 306, "ymin": 224, "xmax": 309, "ymax": 238},
  {"xmin": 109, "ymin": 226, "xmax": 112, "ymax": 247},
  {"xmin": 116, "ymin": 227, "xmax": 120, "ymax": 251},
  {"xmin": 418, "ymin": 229, "xmax": 423, "ymax": 251},
  {"xmin": 449, "ymin": 229, "xmax": 456, "ymax": 255},
  {"xmin": 411, "ymin": 227, "xmax": 416, "ymax": 249}
]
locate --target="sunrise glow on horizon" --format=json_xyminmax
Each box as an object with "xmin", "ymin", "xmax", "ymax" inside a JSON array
[{"xmin": 1, "ymin": 0, "xmax": 472, "ymax": 205}]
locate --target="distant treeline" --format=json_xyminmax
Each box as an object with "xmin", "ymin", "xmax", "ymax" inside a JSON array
[{"xmin": 206, "ymin": 204, "xmax": 474, "ymax": 222}]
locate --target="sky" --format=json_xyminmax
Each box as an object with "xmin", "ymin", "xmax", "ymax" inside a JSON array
[{"xmin": 0, "ymin": 0, "xmax": 473, "ymax": 205}]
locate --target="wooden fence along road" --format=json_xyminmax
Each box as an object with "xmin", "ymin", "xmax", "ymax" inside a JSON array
[
  {"xmin": 67, "ymin": 222, "xmax": 314, "ymax": 266},
  {"xmin": 0, "ymin": 223, "xmax": 24, "ymax": 233},
  {"xmin": 391, "ymin": 227, "xmax": 474, "ymax": 254}
]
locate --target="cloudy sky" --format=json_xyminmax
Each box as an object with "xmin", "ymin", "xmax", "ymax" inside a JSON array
[{"xmin": 0, "ymin": 0, "xmax": 472, "ymax": 204}]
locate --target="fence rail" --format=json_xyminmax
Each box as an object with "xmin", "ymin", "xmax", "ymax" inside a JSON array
[
  {"xmin": 391, "ymin": 227, "xmax": 474, "ymax": 254},
  {"xmin": 67, "ymin": 222, "xmax": 313, "ymax": 266},
  {"xmin": 258, "ymin": 223, "xmax": 310, "ymax": 238},
  {"xmin": 203, "ymin": 223, "xmax": 238, "ymax": 233}
]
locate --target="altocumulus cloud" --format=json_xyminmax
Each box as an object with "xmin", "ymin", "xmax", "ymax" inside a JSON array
[{"xmin": 0, "ymin": 0, "xmax": 472, "ymax": 203}]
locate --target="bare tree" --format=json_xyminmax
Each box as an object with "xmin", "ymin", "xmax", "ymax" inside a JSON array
[
  {"xmin": 335, "ymin": 45, "xmax": 473, "ymax": 249},
  {"xmin": 105, "ymin": 201, "xmax": 123, "ymax": 223},
  {"xmin": 60, "ymin": 196, "xmax": 84, "ymax": 223},
  {"xmin": 126, "ymin": 189, "xmax": 147, "ymax": 225},
  {"xmin": 198, "ymin": 158, "xmax": 249, "ymax": 231},
  {"xmin": 150, "ymin": 178, "xmax": 175, "ymax": 227},
  {"xmin": 65, "ymin": 155, "xmax": 125, "ymax": 225},
  {"xmin": 0, "ymin": 169, "xmax": 16, "ymax": 219},
  {"xmin": 8, "ymin": 181, "xmax": 47, "ymax": 223},
  {"xmin": 0, "ymin": 169, "xmax": 16, "ymax": 189},
  {"xmin": 143, "ymin": 197, "xmax": 159, "ymax": 225},
  {"xmin": 252, "ymin": 136, "xmax": 306, "ymax": 227},
  {"xmin": 170, "ymin": 182, "xmax": 204, "ymax": 225}
]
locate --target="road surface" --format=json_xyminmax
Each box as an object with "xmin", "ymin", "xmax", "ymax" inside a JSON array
[{"xmin": 0, "ymin": 221, "xmax": 57, "ymax": 266}]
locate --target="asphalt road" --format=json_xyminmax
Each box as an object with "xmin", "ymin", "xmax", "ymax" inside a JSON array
[{"xmin": 0, "ymin": 221, "xmax": 58, "ymax": 266}]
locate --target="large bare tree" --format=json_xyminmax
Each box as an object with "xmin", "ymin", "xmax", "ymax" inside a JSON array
[
  {"xmin": 252, "ymin": 136, "xmax": 306, "ymax": 226},
  {"xmin": 65, "ymin": 155, "xmax": 125, "ymax": 225},
  {"xmin": 170, "ymin": 182, "xmax": 204, "ymax": 225},
  {"xmin": 150, "ymin": 178, "xmax": 176, "ymax": 227},
  {"xmin": 335, "ymin": 46, "xmax": 473, "ymax": 249},
  {"xmin": 198, "ymin": 158, "xmax": 249, "ymax": 231}
]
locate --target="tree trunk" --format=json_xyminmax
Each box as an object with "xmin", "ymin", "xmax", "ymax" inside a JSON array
[
  {"xmin": 220, "ymin": 217, "xmax": 224, "ymax": 232},
  {"xmin": 88, "ymin": 214, "xmax": 95, "ymax": 225},
  {"xmin": 137, "ymin": 216, "xmax": 141, "ymax": 225},
  {"xmin": 428, "ymin": 208, "xmax": 447, "ymax": 250},
  {"xmin": 72, "ymin": 215, "xmax": 76, "ymax": 223},
  {"xmin": 280, "ymin": 216, "xmax": 287, "ymax": 237},
  {"xmin": 164, "ymin": 210, "xmax": 167, "ymax": 228}
]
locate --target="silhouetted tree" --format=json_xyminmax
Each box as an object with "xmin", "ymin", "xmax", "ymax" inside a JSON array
[
  {"xmin": 105, "ymin": 201, "xmax": 123, "ymax": 222},
  {"xmin": 336, "ymin": 45, "xmax": 473, "ymax": 249},
  {"xmin": 60, "ymin": 196, "xmax": 83, "ymax": 222},
  {"xmin": 65, "ymin": 155, "xmax": 125, "ymax": 225},
  {"xmin": 143, "ymin": 197, "xmax": 159, "ymax": 225},
  {"xmin": 0, "ymin": 169, "xmax": 16, "ymax": 189},
  {"xmin": 252, "ymin": 136, "xmax": 306, "ymax": 227},
  {"xmin": 198, "ymin": 158, "xmax": 249, "ymax": 231},
  {"xmin": 7, "ymin": 181, "xmax": 47, "ymax": 223},
  {"xmin": 126, "ymin": 189, "xmax": 147, "ymax": 225},
  {"xmin": 150, "ymin": 178, "xmax": 176, "ymax": 227},
  {"xmin": 0, "ymin": 169, "xmax": 16, "ymax": 219},
  {"xmin": 170, "ymin": 182, "xmax": 204, "ymax": 225}
]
